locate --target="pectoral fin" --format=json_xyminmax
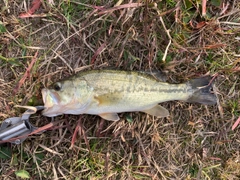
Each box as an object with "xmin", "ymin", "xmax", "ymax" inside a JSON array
[
  {"xmin": 99, "ymin": 113, "xmax": 120, "ymax": 121},
  {"xmin": 142, "ymin": 105, "xmax": 169, "ymax": 117},
  {"xmin": 94, "ymin": 93, "xmax": 122, "ymax": 106}
]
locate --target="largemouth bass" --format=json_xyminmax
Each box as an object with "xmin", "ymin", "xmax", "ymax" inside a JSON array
[{"xmin": 41, "ymin": 70, "xmax": 217, "ymax": 121}]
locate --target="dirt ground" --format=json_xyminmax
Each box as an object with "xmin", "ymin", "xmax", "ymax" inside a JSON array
[{"xmin": 0, "ymin": 0, "xmax": 240, "ymax": 179}]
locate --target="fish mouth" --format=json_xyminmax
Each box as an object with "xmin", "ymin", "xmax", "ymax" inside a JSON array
[
  {"xmin": 41, "ymin": 88, "xmax": 60, "ymax": 107},
  {"xmin": 41, "ymin": 88, "xmax": 62, "ymax": 117},
  {"xmin": 41, "ymin": 88, "xmax": 48, "ymax": 105}
]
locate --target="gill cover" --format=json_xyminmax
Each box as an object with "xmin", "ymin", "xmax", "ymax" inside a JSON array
[{"xmin": 41, "ymin": 78, "xmax": 94, "ymax": 117}]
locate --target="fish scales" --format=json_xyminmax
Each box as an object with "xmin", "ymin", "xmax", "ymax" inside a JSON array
[{"xmin": 79, "ymin": 70, "xmax": 191, "ymax": 103}]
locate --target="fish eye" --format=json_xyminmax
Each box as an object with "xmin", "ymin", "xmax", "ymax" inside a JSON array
[{"xmin": 53, "ymin": 82, "xmax": 62, "ymax": 91}]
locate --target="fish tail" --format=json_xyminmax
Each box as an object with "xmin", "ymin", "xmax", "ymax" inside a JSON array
[{"xmin": 187, "ymin": 76, "xmax": 217, "ymax": 105}]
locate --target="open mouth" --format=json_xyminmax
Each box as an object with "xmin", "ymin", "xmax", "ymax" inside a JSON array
[
  {"xmin": 41, "ymin": 88, "xmax": 48, "ymax": 105},
  {"xmin": 41, "ymin": 88, "xmax": 61, "ymax": 108}
]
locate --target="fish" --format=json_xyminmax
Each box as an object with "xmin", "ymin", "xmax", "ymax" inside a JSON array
[{"xmin": 41, "ymin": 70, "xmax": 217, "ymax": 121}]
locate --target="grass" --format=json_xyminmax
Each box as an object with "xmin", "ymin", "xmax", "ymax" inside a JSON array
[{"xmin": 0, "ymin": 0, "xmax": 240, "ymax": 179}]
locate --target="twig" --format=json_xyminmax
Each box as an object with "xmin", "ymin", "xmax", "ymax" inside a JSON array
[
  {"xmin": 159, "ymin": 16, "xmax": 172, "ymax": 62},
  {"xmin": 202, "ymin": 0, "xmax": 207, "ymax": 16},
  {"xmin": 97, "ymin": 3, "xmax": 143, "ymax": 15},
  {"xmin": 220, "ymin": 2, "xmax": 230, "ymax": 15},
  {"xmin": 162, "ymin": 39, "xmax": 171, "ymax": 62},
  {"xmin": 220, "ymin": 21, "xmax": 240, "ymax": 26},
  {"xmin": 38, "ymin": 144, "xmax": 63, "ymax": 156},
  {"xmin": 52, "ymin": 49, "xmax": 73, "ymax": 72},
  {"xmin": 152, "ymin": 3, "xmax": 173, "ymax": 62}
]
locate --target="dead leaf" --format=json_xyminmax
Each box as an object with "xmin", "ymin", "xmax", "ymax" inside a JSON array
[
  {"xmin": 13, "ymin": 51, "xmax": 38, "ymax": 95},
  {"xmin": 91, "ymin": 43, "xmax": 106, "ymax": 64},
  {"xmin": 232, "ymin": 116, "xmax": 240, "ymax": 130},
  {"xmin": 19, "ymin": 0, "xmax": 42, "ymax": 18}
]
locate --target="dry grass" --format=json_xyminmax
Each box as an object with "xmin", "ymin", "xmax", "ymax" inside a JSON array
[{"xmin": 0, "ymin": 0, "xmax": 240, "ymax": 179}]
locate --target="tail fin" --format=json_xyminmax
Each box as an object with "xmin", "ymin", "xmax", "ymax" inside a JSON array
[{"xmin": 187, "ymin": 76, "xmax": 217, "ymax": 105}]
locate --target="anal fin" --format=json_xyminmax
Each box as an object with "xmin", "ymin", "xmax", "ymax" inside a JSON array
[
  {"xmin": 142, "ymin": 105, "xmax": 169, "ymax": 117},
  {"xmin": 99, "ymin": 113, "xmax": 120, "ymax": 121}
]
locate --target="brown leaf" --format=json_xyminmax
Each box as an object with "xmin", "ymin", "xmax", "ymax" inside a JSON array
[
  {"xmin": 19, "ymin": 0, "xmax": 42, "ymax": 18},
  {"xmin": 196, "ymin": 21, "xmax": 206, "ymax": 29},
  {"xmin": 70, "ymin": 118, "xmax": 81, "ymax": 149},
  {"xmin": 189, "ymin": 20, "xmax": 206, "ymax": 29},
  {"xmin": 13, "ymin": 51, "xmax": 38, "ymax": 95},
  {"xmin": 204, "ymin": 44, "xmax": 226, "ymax": 49},
  {"xmin": 91, "ymin": 43, "xmax": 106, "ymax": 64},
  {"xmin": 232, "ymin": 116, "xmax": 240, "ymax": 130}
]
